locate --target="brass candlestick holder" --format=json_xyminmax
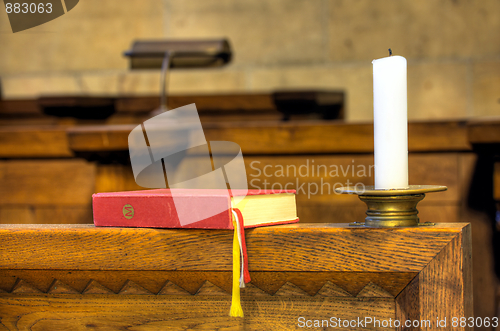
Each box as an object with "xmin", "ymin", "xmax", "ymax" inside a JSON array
[{"xmin": 335, "ymin": 185, "xmax": 447, "ymax": 227}]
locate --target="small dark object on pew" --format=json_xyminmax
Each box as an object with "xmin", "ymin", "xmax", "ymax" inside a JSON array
[
  {"xmin": 39, "ymin": 96, "xmax": 115, "ymax": 120},
  {"xmin": 272, "ymin": 90, "xmax": 344, "ymax": 121}
]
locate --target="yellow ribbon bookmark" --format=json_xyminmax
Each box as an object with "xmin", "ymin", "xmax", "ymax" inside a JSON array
[{"xmin": 229, "ymin": 218, "xmax": 244, "ymax": 317}]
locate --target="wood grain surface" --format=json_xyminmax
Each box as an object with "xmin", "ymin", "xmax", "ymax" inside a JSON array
[
  {"xmin": 66, "ymin": 120, "xmax": 471, "ymax": 154},
  {"xmin": 0, "ymin": 152, "xmax": 451, "ymax": 226},
  {"xmin": 0, "ymin": 223, "xmax": 465, "ymax": 273},
  {"xmin": 0, "ymin": 119, "xmax": 487, "ymax": 157},
  {"xmin": 0, "ymin": 94, "xmax": 276, "ymax": 116},
  {"xmin": 0, "ymin": 223, "xmax": 471, "ymax": 331},
  {"xmin": 0, "ymin": 295, "xmax": 395, "ymax": 331},
  {"xmin": 0, "ymin": 207, "xmax": 92, "ymax": 224},
  {"xmin": 2, "ymin": 107, "xmax": 499, "ymax": 157},
  {"xmin": 409, "ymin": 121, "xmax": 469, "ymax": 152},
  {"xmin": 468, "ymin": 118, "xmax": 500, "ymax": 144},
  {"xmin": 115, "ymin": 94, "xmax": 276, "ymax": 113},
  {"xmin": 0, "ymin": 100, "xmax": 40, "ymax": 115},
  {"xmin": 420, "ymin": 226, "xmax": 473, "ymax": 329},
  {"xmin": 0, "ymin": 127, "xmax": 72, "ymax": 157},
  {"xmin": 0, "ymin": 153, "xmax": 463, "ymax": 224},
  {"xmin": 395, "ymin": 224, "xmax": 472, "ymax": 331},
  {"xmin": 395, "ymin": 276, "xmax": 420, "ymax": 331},
  {"xmin": 0, "ymin": 160, "xmax": 95, "ymax": 205}
]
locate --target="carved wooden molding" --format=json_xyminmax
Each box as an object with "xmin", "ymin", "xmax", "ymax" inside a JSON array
[{"xmin": 0, "ymin": 271, "xmax": 407, "ymax": 298}]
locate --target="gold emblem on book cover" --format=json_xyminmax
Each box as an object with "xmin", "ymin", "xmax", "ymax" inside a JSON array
[{"xmin": 123, "ymin": 204, "xmax": 134, "ymax": 219}]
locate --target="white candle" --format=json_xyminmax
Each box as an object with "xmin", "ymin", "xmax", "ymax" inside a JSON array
[{"xmin": 372, "ymin": 55, "xmax": 409, "ymax": 189}]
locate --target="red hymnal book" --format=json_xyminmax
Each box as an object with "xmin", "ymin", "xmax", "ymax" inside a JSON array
[{"xmin": 92, "ymin": 189, "xmax": 298, "ymax": 229}]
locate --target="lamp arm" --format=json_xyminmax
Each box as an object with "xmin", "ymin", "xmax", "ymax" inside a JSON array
[{"xmin": 159, "ymin": 52, "xmax": 172, "ymax": 111}]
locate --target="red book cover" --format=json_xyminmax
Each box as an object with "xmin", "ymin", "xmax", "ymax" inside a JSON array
[{"xmin": 92, "ymin": 189, "xmax": 298, "ymax": 229}]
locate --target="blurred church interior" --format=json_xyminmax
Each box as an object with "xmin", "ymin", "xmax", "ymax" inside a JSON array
[{"xmin": 0, "ymin": 0, "xmax": 499, "ymax": 324}]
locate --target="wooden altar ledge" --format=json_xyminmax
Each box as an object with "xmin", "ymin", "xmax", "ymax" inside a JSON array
[{"xmin": 0, "ymin": 223, "xmax": 472, "ymax": 330}]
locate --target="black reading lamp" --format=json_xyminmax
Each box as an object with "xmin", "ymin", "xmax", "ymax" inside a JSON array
[{"xmin": 124, "ymin": 39, "xmax": 232, "ymax": 112}]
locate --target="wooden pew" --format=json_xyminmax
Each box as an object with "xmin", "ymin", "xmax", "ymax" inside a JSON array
[
  {"xmin": 0, "ymin": 96, "xmax": 498, "ymax": 323},
  {"xmin": 0, "ymin": 94, "xmax": 285, "ymax": 126},
  {"xmin": 0, "ymin": 223, "xmax": 472, "ymax": 330}
]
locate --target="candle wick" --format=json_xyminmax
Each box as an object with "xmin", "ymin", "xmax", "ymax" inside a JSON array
[{"xmin": 388, "ymin": 48, "xmax": 392, "ymax": 56}]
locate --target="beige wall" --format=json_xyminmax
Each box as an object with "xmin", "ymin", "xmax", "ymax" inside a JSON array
[{"xmin": 1, "ymin": 0, "xmax": 500, "ymax": 121}]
